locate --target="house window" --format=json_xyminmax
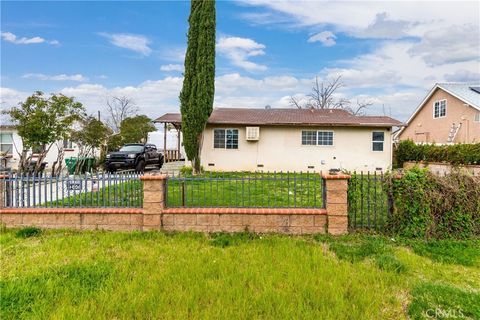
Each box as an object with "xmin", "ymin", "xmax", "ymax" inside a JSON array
[
  {"xmin": 301, "ymin": 131, "xmax": 317, "ymax": 145},
  {"xmin": 301, "ymin": 130, "xmax": 334, "ymax": 146},
  {"xmin": 63, "ymin": 139, "xmax": 73, "ymax": 149},
  {"xmin": 433, "ymin": 99, "xmax": 446, "ymax": 118},
  {"xmin": 213, "ymin": 129, "xmax": 238, "ymax": 149},
  {"xmin": 372, "ymin": 132, "xmax": 385, "ymax": 151},
  {"xmin": 317, "ymin": 131, "xmax": 334, "ymax": 146},
  {"xmin": 474, "ymin": 113, "xmax": 480, "ymax": 122},
  {"xmin": 0, "ymin": 133, "xmax": 13, "ymax": 155}
]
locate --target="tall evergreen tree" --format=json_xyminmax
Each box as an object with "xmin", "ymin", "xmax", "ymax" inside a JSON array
[{"xmin": 179, "ymin": 0, "xmax": 216, "ymax": 174}]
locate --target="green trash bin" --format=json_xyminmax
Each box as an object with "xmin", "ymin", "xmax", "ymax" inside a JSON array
[
  {"xmin": 65, "ymin": 157, "xmax": 77, "ymax": 175},
  {"xmin": 82, "ymin": 157, "xmax": 95, "ymax": 173},
  {"xmin": 65, "ymin": 157, "xmax": 95, "ymax": 174}
]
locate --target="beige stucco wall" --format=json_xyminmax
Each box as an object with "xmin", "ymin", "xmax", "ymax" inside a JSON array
[
  {"xmin": 399, "ymin": 88, "xmax": 480, "ymax": 144},
  {"xmin": 200, "ymin": 125, "xmax": 393, "ymax": 172}
]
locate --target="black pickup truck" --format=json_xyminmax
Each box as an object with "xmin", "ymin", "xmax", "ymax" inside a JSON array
[{"xmin": 105, "ymin": 143, "xmax": 164, "ymax": 172}]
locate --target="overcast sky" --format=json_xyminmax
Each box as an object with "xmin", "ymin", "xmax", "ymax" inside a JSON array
[{"xmin": 1, "ymin": 0, "xmax": 479, "ymax": 122}]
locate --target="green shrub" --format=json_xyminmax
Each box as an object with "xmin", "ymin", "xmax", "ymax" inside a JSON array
[
  {"xmin": 179, "ymin": 165, "xmax": 204, "ymax": 176},
  {"xmin": 15, "ymin": 227, "xmax": 42, "ymax": 238},
  {"xmin": 394, "ymin": 140, "xmax": 480, "ymax": 167},
  {"xmin": 406, "ymin": 239, "xmax": 480, "ymax": 266},
  {"xmin": 209, "ymin": 232, "xmax": 258, "ymax": 248},
  {"xmin": 385, "ymin": 168, "xmax": 480, "ymax": 239},
  {"xmin": 374, "ymin": 253, "xmax": 407, "ymax": 273}
]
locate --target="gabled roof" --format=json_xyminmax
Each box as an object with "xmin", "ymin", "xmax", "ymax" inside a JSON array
[
  {"xmin": 405, "ymin": 83, "xmax": 480, "ymax": 125},
  {"xmin": 154, "ymin": 108, "xmax": 403, "ymax": 127}
]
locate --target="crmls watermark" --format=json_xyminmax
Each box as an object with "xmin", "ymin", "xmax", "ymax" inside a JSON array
[{"xmin": 425, "ymin": 308, "xmax": 466, "ymax": 319}]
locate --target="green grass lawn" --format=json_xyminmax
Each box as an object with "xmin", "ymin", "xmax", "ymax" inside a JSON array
[
  {"xmin": 44, "ymin": 172, "xmax": 323, "ymax": 208},
  {"xmin": 1, "ymin": 228, "xmax": 479, "ymax": 319},
  {"xmin": 45, "ymin": 180, "xmax": 143, "ymax": 208},
  {"xmin": 167, "ymin": 172, "xmax": 323, "ymax": 208}
]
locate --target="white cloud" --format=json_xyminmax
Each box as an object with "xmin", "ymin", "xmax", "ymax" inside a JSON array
[
  {"xmin": 308, "ymin": 31, "xmax": 336, "ymax": 46},
  {"xmin": 0, "ymin": 87, "xmax": 29, "ymax": 109},
  {"xmin": 444, "ymin": 70, "xmax": 480, "ymax": 82},
  {"xmin": 160, "ymin": 64, "xmax": 184, "ymax": 72},
  {"xmin": 98, "ymin": 32, "xmax": 152, "ymax": 56},
  {"xmin": 59, "ymin": 77, "xmax": 183, "ymax": 117},
  {"xmin": 240, "ymin": 1, "xmax": 479, "ymax": 39},
  {"xmin": 353, "ymin": 12, "xmax": 413, "ymax": 39},
  {"xmin": 1, "ymin": 31, "xmax": 59, "ymax": 45},
  {"xmin": 22, "ymin": 73, "xmax": 88, "ymax": 82},
  {"xmin": 408, "ymin": 24, "xmax": 480, "ymax": 66},
  {"xmin": 217, "ymin": 36, "xmax": 267, "ymax": 72}
]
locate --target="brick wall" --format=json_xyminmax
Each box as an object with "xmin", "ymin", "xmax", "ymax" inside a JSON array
[
  {"xmin": 0, "ymin": 208, "xmax": 143, "ymax": 231},
  {"xmin": 0, "ymin": 173, "xmax": 349, "ymax": 235},
  {"xmin": 162, "ymin": 208, "xmax": 327, "ymax": 234}
]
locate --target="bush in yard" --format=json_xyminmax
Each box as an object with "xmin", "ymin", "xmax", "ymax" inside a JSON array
[
  {"xmin": 385, "ymin": 167, "xmax": 480, "ymax": 239},
  {"xmin": 394, "ymin": 140, "xmax": 480, "ymax": 167},
  {"xmin": 15, "ymin": 227, "xmax": 42, "ymax": 238}
]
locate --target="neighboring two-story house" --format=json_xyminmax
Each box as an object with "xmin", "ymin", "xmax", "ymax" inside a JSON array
[{"xmin": 397, "ymin": 83, "xmax": 480, "ymax": 144}]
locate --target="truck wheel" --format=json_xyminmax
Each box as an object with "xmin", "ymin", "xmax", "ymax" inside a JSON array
[
  {"xmin": 108, "ymin": 167, "xmax": 117, "ymax": 173},
  {"xmin": 135, "ymin": 160, "xmax": 145, "ymax": 173},
  {"xmin": 159, "ymin": 157, "xmax": 164, "ymax": 169}
]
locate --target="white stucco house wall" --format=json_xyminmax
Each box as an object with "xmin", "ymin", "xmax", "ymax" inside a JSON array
[
  {"xmin": 155, "ymin": 108, "xmax": 403, "ymax": 173},
  {"xmin": 0, "ymin": 124, "xmax": 82, "ymax": 172}
]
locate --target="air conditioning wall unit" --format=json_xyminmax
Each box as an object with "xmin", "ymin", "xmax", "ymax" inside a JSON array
[{"xmin": 246, "ymin": 126, "xmax": 260, "ymax": 141}]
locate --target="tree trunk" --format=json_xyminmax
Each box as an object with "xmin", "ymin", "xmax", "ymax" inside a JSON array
[
  {"xmin": 19, "ymin": 149, "xmax": 31, "ymax": 174},
  {"xmin": 53, "ymin": 145, "xmax": 65, "ymax": 176}
]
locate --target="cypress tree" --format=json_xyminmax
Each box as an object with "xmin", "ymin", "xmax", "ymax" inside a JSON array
[{"xmin": 179, "ymin": 0, "xmax": 216, "ymax": 174}]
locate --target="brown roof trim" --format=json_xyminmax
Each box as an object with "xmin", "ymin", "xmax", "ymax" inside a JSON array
[
  {"xmin": 154, "ymin": 108, "xmax": 403, "ymax": 127},
  {"xmin": 154, "ymin": 113, "xmax": 182, "ymax": 124}
]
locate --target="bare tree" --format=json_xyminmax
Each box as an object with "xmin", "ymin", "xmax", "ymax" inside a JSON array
[
  {"xmin": 289, "ymin": 75, "xmax": 372, "ymax": 115},
  {"xmin": 105, "ymin": 96, "xmax": 139, "ymax": 133},
  {"xmin": 343, "ymin": 99, "xmax": 373, "ymax": 116}
]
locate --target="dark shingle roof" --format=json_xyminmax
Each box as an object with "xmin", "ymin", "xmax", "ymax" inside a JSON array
[{"xmin": 154, "ymin": 108, "xmax": 403, "ymax": 127}]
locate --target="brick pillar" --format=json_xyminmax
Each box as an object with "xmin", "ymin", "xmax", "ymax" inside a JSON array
[
  {"xmin": 322, "ymin": 174, "xmax": 351, "ymax": 235},
  {"xmin": 140, "ymin": 174, "xmax": 167, "ymax": 231}
]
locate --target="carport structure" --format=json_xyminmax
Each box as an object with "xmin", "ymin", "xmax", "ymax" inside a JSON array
[{"xmin": 153, "ymin": 113, "xmax": 182, "ymax": 163}]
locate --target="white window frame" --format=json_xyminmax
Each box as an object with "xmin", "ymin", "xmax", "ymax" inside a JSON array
[
  {"xmin": 301, "ymin": 130, "xmax": 334, "ymax": 146},
  {"xmin": 372, "ymin": 131, "xmax": 385, "ymax": 152},
  {"xmin": 433, "ymin": 99, "xmax": 447, "ymax": 119},
  {"xmin": 474, "ymin": 112, "xmax": 480, "ymax": 122},
  {"xmin": 213, "ymin": 128, "xmax": 239, "ymax": 150},
  {"xmin": 0, "ymin": 132, "xmax": 14, "ymax": 155}
]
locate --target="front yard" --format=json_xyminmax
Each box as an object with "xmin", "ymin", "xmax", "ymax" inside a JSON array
[
  {"xmin": 1, "ymin": 229, "xmax": 479, "ymax": 319},
  {"xmin": 41, "ymin": 171, "xmax": 323, "ymax": 208}
]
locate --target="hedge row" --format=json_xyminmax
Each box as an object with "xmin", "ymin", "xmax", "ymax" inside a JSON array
[
  {"xmin": 394, "ymin": 140, "xmax": 480, "ymax": 167},
  {"xmin": 385, "ymin": 168, "xmax": 480, "ymax": 239}
]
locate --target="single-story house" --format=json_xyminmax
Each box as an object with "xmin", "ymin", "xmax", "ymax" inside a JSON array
[
  {"xmin": 0, "ymin": 124, "xmax": 81, "ymax": 172},
  {"xmin": 155, "ymin": 108, "xmax": 403, "ymax": 172},
  {"xmin": 396, "ymin": 83, "xmax": 480, "ymax": 144}
]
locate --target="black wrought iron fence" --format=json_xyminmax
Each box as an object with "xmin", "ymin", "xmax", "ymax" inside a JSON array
[
  {"xmin": 2, "ymin": 172, "xmax": 143, "ymax": 208},
  {"xmin": 347, "ymin": 171, "xmax": 393, "ymax": 230},
  {"xmin": 165, "ymin": 171, "xmax": 324, "ymax": 208}
]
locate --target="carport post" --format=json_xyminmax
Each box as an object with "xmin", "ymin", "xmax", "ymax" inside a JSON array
[
  {"xmin": 177, "ymin": 126, "xmax": 181, "ymax": 160},
  {"xmin": 163, "ymin": 123, "xmax": 167, "ymax": 162}
]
